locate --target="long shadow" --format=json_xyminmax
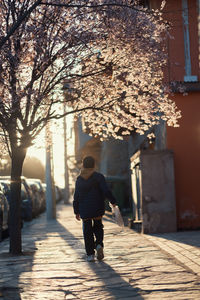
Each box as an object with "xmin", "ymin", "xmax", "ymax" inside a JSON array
[
  {"xmin": 0, "ymin": 206, "xmax": 60, "ymax": 300},
  {"xmin": 2, "ymin": 202, "xmax": 193, "ymax": 299},
  {"xmin": 0, "ymin": 222, "xmax": 38, "ymax": 300},
  {"xmin": 54, "ymin": 219, "xmax": 144, "ymax": 299}
]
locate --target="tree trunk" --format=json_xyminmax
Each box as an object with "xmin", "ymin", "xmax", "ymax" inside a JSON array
[{"xmin": 9, "ymin": 148, "xmax": 26, "ymax": 255}]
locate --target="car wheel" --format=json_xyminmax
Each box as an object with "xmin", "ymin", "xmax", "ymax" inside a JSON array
[{"xmin": 0, "ymin": 211, "xmax": 3, "ymax": 242}]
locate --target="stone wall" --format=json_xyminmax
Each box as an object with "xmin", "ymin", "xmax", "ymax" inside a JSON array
[{"xmin": 131, "ymin": 149, "xmax": 177, "ymax": 234}]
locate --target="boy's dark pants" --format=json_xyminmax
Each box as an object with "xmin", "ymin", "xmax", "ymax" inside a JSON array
[{"xmin": 83, "ymin": 218, "xmax": 104, "ymax": 256}]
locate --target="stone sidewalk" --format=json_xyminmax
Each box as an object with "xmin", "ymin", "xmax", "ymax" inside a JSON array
[
  {"xmin": 0, "ymin": 203, "xmax": 200, "ymax": 300},
  {"xmin": 145, "ymin": 230, "xmax": 200, "ymax": 278}
]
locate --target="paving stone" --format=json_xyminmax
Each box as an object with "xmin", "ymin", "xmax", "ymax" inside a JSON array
[{"xmin": 0, "ymin": 203, "xmax": 200, "ymax": 299}]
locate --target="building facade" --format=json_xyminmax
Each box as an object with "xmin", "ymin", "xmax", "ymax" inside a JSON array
[
  {"xmin": 163, "ymin": 0, "xmax": 200, "ymax": 229},
  {"xmin": 128, "ymin": 0, "xmax": 200, "ymax": 232}
]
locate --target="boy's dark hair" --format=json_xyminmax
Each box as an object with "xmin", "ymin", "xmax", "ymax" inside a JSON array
[{"xmin": 83, "ymin": 156, "xmax": 95, "ymax": 168}]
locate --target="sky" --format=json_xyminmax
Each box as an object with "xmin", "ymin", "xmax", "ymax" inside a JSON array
[{"xmin": 27, "ymin": 115, "xmax": 74, "ymax": 188}]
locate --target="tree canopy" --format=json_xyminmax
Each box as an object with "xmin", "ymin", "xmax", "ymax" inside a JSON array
[
  {"xmin": 0, "ymin": 0, "xmax": 180, "ymax": 154},
  {"xmin": 0, "ymin": 0, "xmax": 180, "ymax": 254}
]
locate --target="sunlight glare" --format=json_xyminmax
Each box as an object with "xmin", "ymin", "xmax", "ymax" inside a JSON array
[{"xmin": 27, "ymin": 115, "xmax": 75, "ymax": 189}]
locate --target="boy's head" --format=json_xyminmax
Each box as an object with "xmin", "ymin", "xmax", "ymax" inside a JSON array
[{"xmin": 83, "ymin": 156, "xmax": 95, "ymax": 168}]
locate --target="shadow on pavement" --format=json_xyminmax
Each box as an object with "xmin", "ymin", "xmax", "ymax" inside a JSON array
[
  {"xmin": 56, "ymin": 219, "xmax": 144, "ymax": 299},
  {"xmin": 0, "ymin": 241, "xmax": 36, "ymax": 300},
  {"xmin": 0, "ymin": 203, "xmax": 143, "ymax": 299},
  {"xmin": 0, "ymin": 214, "xmax": 51, "ymax": 299}
]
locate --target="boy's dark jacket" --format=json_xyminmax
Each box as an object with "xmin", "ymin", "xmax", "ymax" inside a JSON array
[{"xmin": 73, "ymin": 169, "xmax": 116, "ymax": 219}]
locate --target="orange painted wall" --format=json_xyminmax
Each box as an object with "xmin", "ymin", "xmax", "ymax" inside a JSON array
[
  {"xmin": 167, "ymin": 93, "xmax": 200, "ymax": 229},
  {"xmin": 154, "ymin": 0, "xmax": 200, "ymax": 229},
  {"xmin": 151, "ymin": 0, "xmax": 200, "ymax": 229}
]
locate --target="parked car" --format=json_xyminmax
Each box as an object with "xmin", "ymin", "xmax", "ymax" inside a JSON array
[
  {"xmin": 42, "ymin": 183, "xmax": 46, "ymax": 193},
  {"xmin": 55, "ymin": 185, "xmax": 63, "ymax": 203},
  {"xmin": 27, "ymin": 182, "xmax": 42, "ymax": 216},
  {"xmin": 42, "ymin": 182, "xmax": 62, "ymax": 203},
  {"xmin": 0, "ymin": 183, "xmax": 9, "ymax": 241},
  {"xmin": 0, "ymin": 176, "xmax": 34, "ymax": 221},
  {"xmin": 26, "ymin": 179, "xmax": 46, "ymax": 213},
  {"xmin": 0, "ymin": 180, "xmax": 11, "ymax": 204},
  {"xmin": 20, "ymin": 184, "xmax": 33, "ymax": 221}
]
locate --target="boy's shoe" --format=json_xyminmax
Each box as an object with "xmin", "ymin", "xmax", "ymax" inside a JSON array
[
  {"xmin": 96, "ymin": 244, "xmax": 104, "ymax": 260},
  {"xmin": 87, "ymin": 254, "xmax": 95, "ymax": 262}
]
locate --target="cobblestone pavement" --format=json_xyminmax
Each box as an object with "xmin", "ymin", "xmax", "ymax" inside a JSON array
[
  {"xmin": 145, "ymin": 231, "xmax": 200, "ymax": 278},
  {"xmin": 0, "ymin": 203, "xmax": 200, "ymax": 300}
]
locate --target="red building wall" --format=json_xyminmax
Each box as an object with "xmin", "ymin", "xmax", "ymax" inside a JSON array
[
  {"xmin": 161, "ymin": 0, "xmax": 199, "ymax": 81},
  {"xmin": 153, "ymin": 0, "xmax": 200, "ymax": 229},
  {"xmin": 167, "ymin": 93, "xmax": 200, "ymax": 229}
]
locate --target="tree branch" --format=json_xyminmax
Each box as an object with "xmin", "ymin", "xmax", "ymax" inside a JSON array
[
  {"xmin": 0, "ymin": 0, "xmax": 42, "ymax": 49},
  {"xmin": 40, "ymin": 2, "xmax": 143, "ymax": 12}
]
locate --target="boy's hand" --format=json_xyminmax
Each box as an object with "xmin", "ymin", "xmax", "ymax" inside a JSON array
[{"xmin": 76, "ymin": 214, "xmax": 81, "ymax": 221}]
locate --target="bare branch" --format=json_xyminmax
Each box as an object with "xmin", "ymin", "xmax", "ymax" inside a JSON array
[{"xmin": 0, "ymin": 0, "xmax": 42, "ymax": 49}]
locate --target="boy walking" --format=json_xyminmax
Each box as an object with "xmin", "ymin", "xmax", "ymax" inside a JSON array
[{"xmin": 73, "ymin": 156, "xmax": 116, "ymax": 262}]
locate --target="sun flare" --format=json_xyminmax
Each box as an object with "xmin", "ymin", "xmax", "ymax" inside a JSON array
[{"xmin": 27, "ymin": 116, "xmax": 75, "ymax": 188}]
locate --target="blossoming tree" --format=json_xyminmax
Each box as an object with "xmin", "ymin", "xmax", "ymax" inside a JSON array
[{"xmin": 0, "ymin": 0, "xmax": 180, "ymax": 254}]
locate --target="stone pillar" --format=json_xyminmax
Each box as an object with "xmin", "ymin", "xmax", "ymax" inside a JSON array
[{"xmin": 130, "ymin": 149, "xmax": 177, "ymax": 234}]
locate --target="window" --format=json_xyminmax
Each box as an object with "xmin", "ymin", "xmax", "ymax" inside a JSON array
[{"xmin": 138, "ymin": 0, "xmax": 150, "ymax": 8}]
